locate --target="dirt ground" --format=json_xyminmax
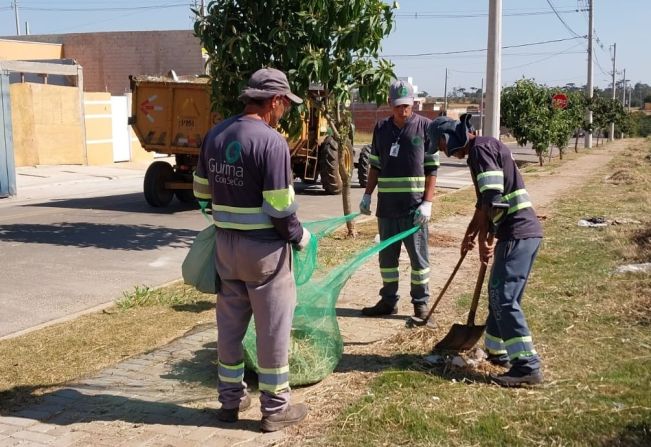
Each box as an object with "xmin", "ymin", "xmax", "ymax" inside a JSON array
[{"xmin": 280, "ymin": 142, "xmax": 626, "ymax": 444}]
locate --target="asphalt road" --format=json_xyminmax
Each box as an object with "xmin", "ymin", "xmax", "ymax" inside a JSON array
[{"xmin": 0, "ymin": 142, "xmax": 539, "ymax": 339}]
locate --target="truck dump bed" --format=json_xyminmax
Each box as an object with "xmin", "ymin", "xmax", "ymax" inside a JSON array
[{"xmin": 129, "ymin": 75, "xmax": 218, "ymax": 156}]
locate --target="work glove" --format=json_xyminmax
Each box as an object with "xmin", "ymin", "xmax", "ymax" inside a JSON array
[
  {"xmin": 296, "ymin": 228, "xmax": 312, "ymax": 251},
  {"xmin": 413, "ymin": 200, "xmax": 432, "ymax": 226},
  {"xmin": 359, "ymin": 193, "xmax": 372, "ymax": 215}
]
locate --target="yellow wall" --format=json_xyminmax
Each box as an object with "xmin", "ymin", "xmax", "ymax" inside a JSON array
[
  {"xmin": 10, "ymin": 83, "xmax": 85, "ymax": 166},
  {"xmin": 83, "ymin": 93, "xmax": 113, "ymax": 165},
  {"xmin": 0, "ymin": 39, "xmax": 62, "ymax": 60}
]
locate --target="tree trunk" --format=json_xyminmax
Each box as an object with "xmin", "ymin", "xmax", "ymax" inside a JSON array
[
  {"xmin": 339, "ymin": 155, "xmax": 355, "ymax": 237},
  {"xmin": 537, "ymin": 149, "xmax": 544, "ymax": 166},
  {"xmin": 574, "ymin": 130, "xmax": 579, "ymax": 153}
]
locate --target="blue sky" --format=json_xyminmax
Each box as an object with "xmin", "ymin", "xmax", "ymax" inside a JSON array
[{"xmin": 1, "ymin": 0, "xmax": 647, "ymax": 96}]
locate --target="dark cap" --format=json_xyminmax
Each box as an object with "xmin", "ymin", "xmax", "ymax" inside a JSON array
[
  {"xmin": 427, "ymin": 114, "xmax": 473, "ymax": 156},
  {"xmin": 389, "ymin": 80, "xmax": 414, "ymax": 107},
  {"xmin": 238, "ymin": 68, "xmax": 303, "ymax": 104}
]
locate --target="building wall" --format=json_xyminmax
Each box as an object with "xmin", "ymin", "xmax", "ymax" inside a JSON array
[
  {"xmin": 9, "ymin": 31, "xmax": 204, "ymax": 95},
  {"xmin": 11, "ymin": 83, "xmax": 85, "ymax": 166},
  {"xmin": 0, "ymin": 39, "xmax": 62, "ymax": 60},
  {"xmin": 84, "ymin": 92, "xmax": 113, "ymax": 165}
]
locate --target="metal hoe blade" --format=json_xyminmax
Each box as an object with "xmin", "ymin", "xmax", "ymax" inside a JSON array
[{"xmin": 433, "ymin": 262, "xmax": 488, "ymax": 352}]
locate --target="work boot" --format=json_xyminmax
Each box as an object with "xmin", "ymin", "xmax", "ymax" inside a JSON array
[
  {"xmin": 413, "ymin": 303, "xmax": 428, "ymax": 320},
  {"xmin": 217, "ymin": 394, "xmax": 252, "ymax": 423},
  {"xmin": 486, "ymin": 353, "xmax": 511, "ymax": 368},
  {"xmin": 361, "ymin": 299, "xmax": 398, "ymax": 317},
  {"xmin": 491, "ymin": 369, "xmax": 544, "ymax": 388},
  {"xmin": 260, "ymin": 403, "xmax": 308, "ymax": 433}
]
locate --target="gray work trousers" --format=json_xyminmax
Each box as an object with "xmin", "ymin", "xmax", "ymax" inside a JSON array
[
  {"xmin": 485, "ymin": 237, "xmax": 542, "ymax": 373},
  {"xmin": 214, "ymin": 230, "xmax": 296, "ymax": 416},
  {"xmin": 377, "ymin": 216, "xmax": 430, "ymax": 306}
]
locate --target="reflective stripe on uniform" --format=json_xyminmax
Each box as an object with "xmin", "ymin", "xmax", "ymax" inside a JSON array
[
  {"xmin": 369, "ymin": 153, "xmax": 381, "ymax": 169},
  {"xmin": 377, "ymin": 176, "xmax": 425, "ymax": 193},
  {"xmin": 218, "ymin": 360, "xmax": 245, "ymax": 384},
  {"xmin": 262, "ymin": 186, "xmax": 298, "ymax": 218},
  {"xmin": 380, "ymin": 267, "xmax": 399, "ymax": 283},
  {"xmin": 424, "ymin": 152, "xmax": 440, "ymax": 168},
  {"xmin": 411, "ymin": 267, "xmax": 430, "ymax": 285},
  {"xmin": 193, "ymin": 173, "xmax": 212, "ymax": 200},
  {"xmin": 212, "ymin": 204, "xmax": 274, "ymax": 230},
  {"xmin": 484, "ymin": 332, "xmax": 507, "ymax": 355},
  {"xmin": 476, "ymin": 170, "xmax": 504, "ymax": 193},
  {"xmin": 504, "ymin": 335, "xmax": 537, "ymax": 360},
  {"xmin": 258, "ymin": 365, "xmax": 290, "ymax": 394},
  {"xmin": 502, "ymin": 189, "xmax": 532, "ymax": 214}
]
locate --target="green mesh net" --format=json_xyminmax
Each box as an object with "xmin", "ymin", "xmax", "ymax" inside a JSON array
[{"xmin": 242, "ymin": 214, "xmax": 419, "ymax": 386}]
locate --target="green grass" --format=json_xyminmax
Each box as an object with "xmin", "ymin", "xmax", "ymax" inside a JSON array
[{"xmin": 315, "ymin": 140, "xmax": 651, "ymax": 446}]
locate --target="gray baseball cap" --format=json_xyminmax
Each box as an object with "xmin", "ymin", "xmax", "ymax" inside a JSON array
[
  {"xmin": 389, "ymin": 80, "xmax": 414, "ymax": 107},
  {"xmin": 238, "ymin": 68, "xmax": 303, "ymax": 104},
  {"xmin": 427, "ymin": 116, "xmax": 470, "ymax": 156}
]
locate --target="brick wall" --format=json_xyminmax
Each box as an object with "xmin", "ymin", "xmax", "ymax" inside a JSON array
[
  {"xmin": 352, "ymin": 104, "xmax": 444, "ymax": 133},
  {"xmin": 9, "ymin": 31, "xmax": 203, "ymax": 95}
]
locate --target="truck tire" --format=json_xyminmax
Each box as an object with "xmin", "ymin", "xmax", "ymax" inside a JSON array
[
  {"xmin": 144, "ymin": 161, "xmax": 175, "ymax": 207},
  {"xmin": 357, "ymin": 144, "xmax": 371, "ymax": 188},
  {"xmin": 319, "ymin": 136, "xmax": 342, "ymax": 195}
]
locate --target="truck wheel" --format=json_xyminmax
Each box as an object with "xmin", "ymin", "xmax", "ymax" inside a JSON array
[
  {"xmin": 319, "ymin": 137, "xmax": 343, "ymax": 195},
  {"xmin": 144, "ymin": 161, "xmax": 175, "ymax": 207},
  {"xmin": 357, "ymin": 144, "xmax": 371, "ymax": 187}
]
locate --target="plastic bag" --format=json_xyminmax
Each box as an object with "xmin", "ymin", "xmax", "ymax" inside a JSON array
[{"xmin": 182, "ymin": 224, "xmax": 220, "ymax": 294}]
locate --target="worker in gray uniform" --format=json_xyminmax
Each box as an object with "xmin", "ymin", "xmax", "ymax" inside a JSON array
[
  {"xmin": 428, "ymin": 115, "xmax": 544, "ymax": 387},
  {"xmin": 359, "ymin": 80, "xmax": 438, "ymax": 319},
  {"xmin": 193, "ymin": 68, "xmax": 310, "ymax": 431}
]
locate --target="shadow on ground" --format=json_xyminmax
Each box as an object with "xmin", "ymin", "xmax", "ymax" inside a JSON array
[
  {"xmin": 0, "ymin": 222, "xmax": 196, "ymax": 250},
  {"xmin": 1, "ymin": 387, "xmax": 260, "ymax": 432},
  {"xmin": 23, "ymin": 193, "xmax": 197, "ymax": 214}
]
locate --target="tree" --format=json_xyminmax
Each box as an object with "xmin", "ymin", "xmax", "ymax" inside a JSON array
[
  {"xmin": 501, "ymin": 79, "xmax": 555, "ymax": 165},
  {"xmin": 194, "ymin": 0, "xmax": 397, "ymax": 236}
]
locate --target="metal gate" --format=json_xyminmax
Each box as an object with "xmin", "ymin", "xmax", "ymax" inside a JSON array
[{"xmin": 111, "ymin": 96, "xmax": 131, "ymax": 162}]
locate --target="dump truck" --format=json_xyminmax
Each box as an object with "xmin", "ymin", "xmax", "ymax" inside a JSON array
[{"xmin": 129, "ymin": 74, "xmax": 353, "ymax": 207}]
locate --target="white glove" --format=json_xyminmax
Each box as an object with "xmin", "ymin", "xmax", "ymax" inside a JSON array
[
  {"xmin": 414, "ymin": 200, "xmax": 432, "ymax": 226},
  {"xmin": 359, "ymin": 193, "xmax": 372, "ymax": 215},
  {"xmin": 296, "ymin": 228, "xmax": 311, "ymax": 251}
]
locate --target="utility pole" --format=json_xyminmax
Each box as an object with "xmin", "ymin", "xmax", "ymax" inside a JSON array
[
  {"xmin": 609, "ymin": 43, "xmax": 616, "ymax": 141},
  {"xmin": 13, "ymin": 0, "xmax": 20, "ymax": 36},
  {"xmin": 585, "ymin": 0, "xmax": 593, "ymax": 148},
  {"xmin": 621, "ymin": 68, "xmax": 626, "ymax": 139},
  {"xmin": 443, "ymin": 68, "xmax": 448, "ymax": 114},
  {"xmin": 479, "ymin": 77, "xmax": 485, "ymax": 136},
  {"xmin": 485, "ymin": 0, "xmax": 502, "ymax": 138}
]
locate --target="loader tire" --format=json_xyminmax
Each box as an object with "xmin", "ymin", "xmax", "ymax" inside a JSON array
[
  {"xmin": 319, "ymin": 137, "xmax": 342, "ymax": 195},
  {"xmin": 144, "ymin": 161, "xmax": 175, "ymax": 207},
  {"xmin": 357, "ymin": 144, "xmax": 371, "ymax": 188}
]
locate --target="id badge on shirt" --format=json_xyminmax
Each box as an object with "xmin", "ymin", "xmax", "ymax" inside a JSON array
[{"xmin": 389, "ymin": 142, "xmax": 400, "ymax": 157}]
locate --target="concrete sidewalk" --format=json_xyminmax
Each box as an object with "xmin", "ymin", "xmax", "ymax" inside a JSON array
[{"xmin": 0, "ymin": 326, "xmax": 287, "ymax": 447}]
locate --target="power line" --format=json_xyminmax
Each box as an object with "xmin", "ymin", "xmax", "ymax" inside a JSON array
[
  {"xmin": 19, "ymin": 3, "xmax": 188, "ymax": 12},
  {"xmin": 381, "ymin": 36, "xmax": 585, "ymax": 58},
  {"xmin": 395, "ymin": 8, "xmax": 585, "ymax": 19},
  {"xmin": 545, "ymin": 0, "xmax": 583, "ymax": 38}
]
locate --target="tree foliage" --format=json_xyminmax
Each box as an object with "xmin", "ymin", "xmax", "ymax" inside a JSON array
[
  {"xmin": 501, "ymin": 79, "xmax": 556, "ymax": 165},
  {"xmin": 194, "ymin": 0, "xmax": 396, "ymax": 142}
]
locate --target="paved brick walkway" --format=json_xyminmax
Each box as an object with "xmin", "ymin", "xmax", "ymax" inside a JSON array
[{"xmin": 0, "ymin": 326, "xmax": 286, "ymax": 446}]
